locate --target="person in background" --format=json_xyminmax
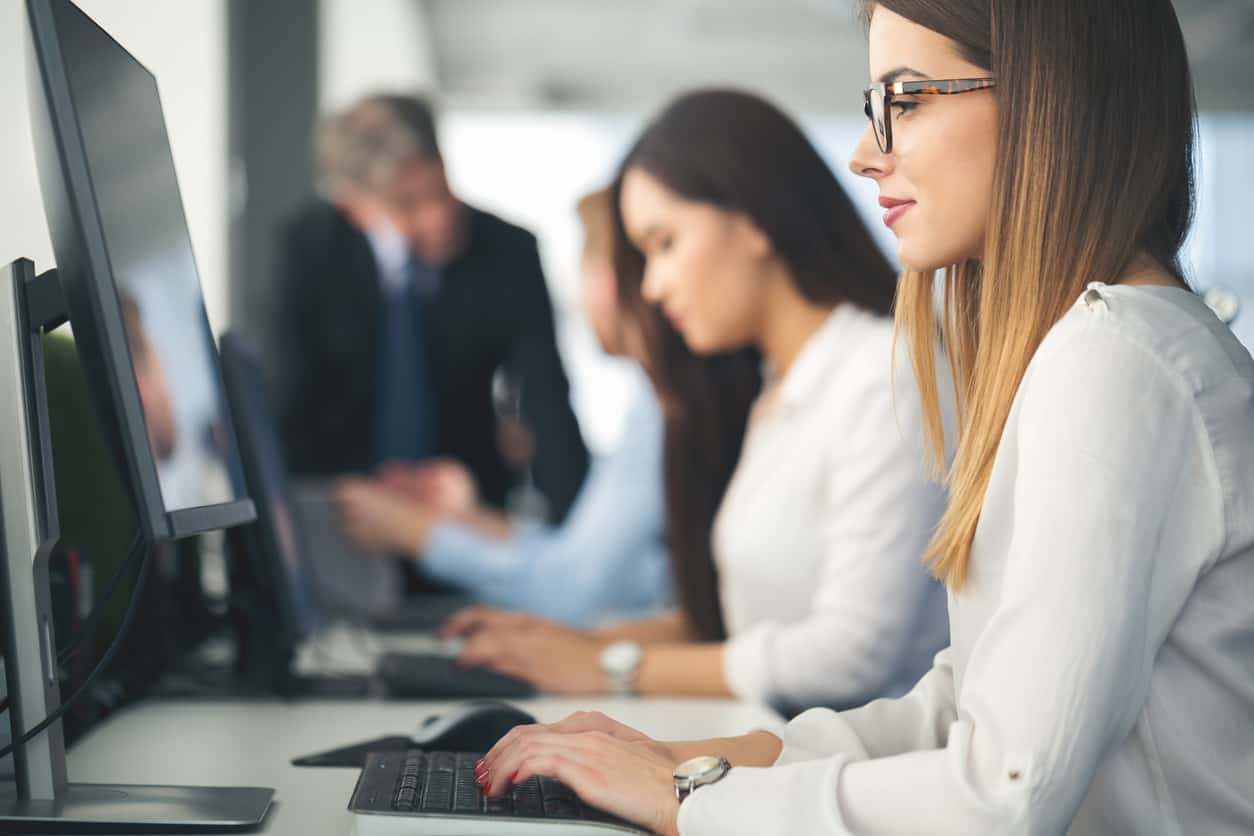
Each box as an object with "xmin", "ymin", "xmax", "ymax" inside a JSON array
[
  {"xmin": 475, "ymin": 2, "xmax": 1254, "ymax": 834},
  {"xmin": 117, "ymin": 290, "xmax": 177, "ymax": 462},
  {"xmin": 272, "ymin": 93, "xmax": 588, "ymax": 524},
  {"xmin": 332, "ymin": 188, "xmax": 673, "ymax": 627},
  {"xmin": 443, "ymin": 89, "xmax": 950, "ymax": 716}
]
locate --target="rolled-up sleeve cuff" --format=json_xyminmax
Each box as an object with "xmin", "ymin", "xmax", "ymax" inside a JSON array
[
  {"xmin": 677, "ymin": 754, "xmax": 855, "ymax": 835},
  {"xmin": 721, "ymin": 625, "xmax": 774, "ymax": 703},
  {"xmin": 775, "ymin": 708, "xmax": 870, "ymax": 766}
]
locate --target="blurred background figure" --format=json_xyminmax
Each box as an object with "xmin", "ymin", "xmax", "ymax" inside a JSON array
[
  {"xmin": 443, "ymin": 90, "xmax": 950, "ymax": 714},
  {"xmin": 118, "ymin": 289, "xmax": 178, "ymax": 464},
  {"xmin": 333, "ymin": 187, "xmax": 673, "ymax": 626},
  {"xmin": 272, "ymin": 93, "xmax": 589, "ymax": 525}
]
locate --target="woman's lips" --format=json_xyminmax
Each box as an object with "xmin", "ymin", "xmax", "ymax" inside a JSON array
[{"xmin": 879, "ymin": 197, "xmax": 916, "ymax": 228}]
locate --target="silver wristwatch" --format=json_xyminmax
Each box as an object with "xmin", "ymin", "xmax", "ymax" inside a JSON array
[
  {"xmin": 672, "ymin": 755, "xmax": 732, "ymax": 802},
  {"xmin": 598, "ymin": 640, "xmax": 642, "ymax": 697}
]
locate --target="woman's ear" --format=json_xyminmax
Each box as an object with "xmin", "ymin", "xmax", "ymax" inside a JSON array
[{"xmin": 735, "ymin": 213, "xmax": 773, "ymax": 261}]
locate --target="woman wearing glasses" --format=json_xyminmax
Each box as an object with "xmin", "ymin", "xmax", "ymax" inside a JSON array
[
  {"xmin": 472, "ymin": 1, "xmax": 1254, "ymax": 834},
  {"xmin": 443, "ymin": 89, "xmax": 951, "ymax": 714}
]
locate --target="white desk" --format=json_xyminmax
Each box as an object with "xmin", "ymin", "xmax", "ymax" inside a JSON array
[{"xmin": 63, "ymin": 697, "xmax": 784, "ymax": 835}]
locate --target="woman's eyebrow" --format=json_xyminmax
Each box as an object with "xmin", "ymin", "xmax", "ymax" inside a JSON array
[
  {"xmin": 635, "ymin": 224, "xmax": 662, "ymax": 247},
  {"xmin": 878, "ymin": 66, "xmax": 929, "ymax": 83}
]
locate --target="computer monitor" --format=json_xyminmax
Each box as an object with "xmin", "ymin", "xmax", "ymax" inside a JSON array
[
  {"xmin": 0, "ymin": 0, "xmax": 271, "ymax": 828},
  {"xmin": 218, "ymin": 334, "xmax": 323, "ymax": 653},
  {"xmin": 25, "ymin": 0, "xmax": 253, "ymax": 542}
]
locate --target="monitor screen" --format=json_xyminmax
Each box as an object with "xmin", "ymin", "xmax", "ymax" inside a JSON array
[
  {"xmin": 28, "ymin": 0, "xmax": 253, "ymax": 538},
  {"xmin": 219, "ymin": 336, "xmax": 322, "ymax": 642}
]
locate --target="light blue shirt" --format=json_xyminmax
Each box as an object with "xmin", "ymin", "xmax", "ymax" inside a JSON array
[{"xmin": 421, "ymin": 369, "xmax": 672, "ymax": 627}]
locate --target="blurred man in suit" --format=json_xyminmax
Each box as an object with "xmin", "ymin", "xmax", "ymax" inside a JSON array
[{"xmin": 273, "ymin": 94, "xmax": 588, "ymax": 523}]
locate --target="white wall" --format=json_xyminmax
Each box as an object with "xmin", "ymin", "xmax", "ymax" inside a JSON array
[
  {"xmin": 319, "ymin": 0, "xmax": 437, "ymax": 113},
  {"xmin": 1187, "ymin": 115, "xmax": 1254, "ymax": 350},
  {"xmin": 0, "ymin": 0, "xmax": 228, "ymax": 332}
]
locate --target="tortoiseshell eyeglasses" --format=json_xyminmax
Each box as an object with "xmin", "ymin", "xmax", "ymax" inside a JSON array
[{"xmin": 863, "ymin": 77, "xmax": 996, "ymax": 153}]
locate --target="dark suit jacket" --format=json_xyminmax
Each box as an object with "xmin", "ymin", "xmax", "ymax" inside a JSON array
[{"xmin": 272, "ymin": 201, "xmax": 589, "ymax": 522}]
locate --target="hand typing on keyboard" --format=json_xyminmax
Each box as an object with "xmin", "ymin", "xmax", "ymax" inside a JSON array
[
  {"xmin": 391, "ymin": 752, "xmax": 611, "ymax": 820},
  {"xmin": 479, "ymin": 711, "xmax": 682, "ymax": 836},
  {"xmin": 351, "ymin": 749, "xmax": 649, "ymax": 834}
]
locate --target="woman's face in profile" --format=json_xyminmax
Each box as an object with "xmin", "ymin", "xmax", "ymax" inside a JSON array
[
  {"xmin": 848, "ymin": 4, "xmax": 998, "ymax": 271},
  {"xmin": 620, "ymin": 168, "xmax": 773, "ymax": 355}
]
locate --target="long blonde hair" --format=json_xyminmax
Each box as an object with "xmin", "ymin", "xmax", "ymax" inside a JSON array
[{"xmin": 864, "ymin": 0, "xmax": 1197, "ymax": 587}]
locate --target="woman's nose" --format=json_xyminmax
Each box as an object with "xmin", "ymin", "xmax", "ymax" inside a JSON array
[
  {"xmin": 641, "ymin": 267, "xmax": 665, "ymax": 303},
  {"xmin": 849, "ymin": 124, "xmax": 891, "ymax": 180}
]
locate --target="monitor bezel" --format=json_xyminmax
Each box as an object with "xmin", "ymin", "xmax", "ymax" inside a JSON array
[
  {"xmin": 25, "ymin": 0, "xmax": 255, "ymax": 542},
  {"xmin": 218, "ymin": 334, "xmax": 324, "ymax": 647}
]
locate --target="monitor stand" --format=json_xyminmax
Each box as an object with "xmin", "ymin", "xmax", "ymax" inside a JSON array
[{"xmin": 0, "ymin": 259, "xmax": 273, "ymax": 831}]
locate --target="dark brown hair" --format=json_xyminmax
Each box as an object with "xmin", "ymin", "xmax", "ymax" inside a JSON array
[
  {"xmin": 610, "ymin": 89, "xmax": 898, "ymax": 640},
  {"xmin": 860, "ymin": 0, "xmax": 1196, "ymax": 586},
  {"xmin": 620, "ymin": 281, "xmax": 760, "ymax": 642},
  {"xmin": 616, "ymin": 89, "xmax": 898, "ymax": 314}
]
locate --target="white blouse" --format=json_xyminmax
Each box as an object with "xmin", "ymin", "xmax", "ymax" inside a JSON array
[
  {"xmin": 714, "ymin": 304, "xmax": 950, "ymax": 710},
  {"xmin": 681, "ymin": 284, "xmax": 1254, "ymax": 835}
]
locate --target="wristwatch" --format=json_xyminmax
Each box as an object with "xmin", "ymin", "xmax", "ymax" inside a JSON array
[
  {"xmin": 672, "ymin": 755, "xmax": 732, "ymax": 802},
  {"xmin": 598, "ymin": 640, "xmax": 642, "ymax": 696}
]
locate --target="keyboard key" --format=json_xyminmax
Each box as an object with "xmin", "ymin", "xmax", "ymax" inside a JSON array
[
  {"xmin": 539, "ymin": 776, "xmax": 576, "ymax": 802},
  {"xmin": 483, "ymin": 794, "xmax": 513, "ymax": 816},
  {"xmin": 422, "ymin": 773, "xmax": 453, "ymax": 811},
  {"xmin": 544, "ymin": 798, "xmax": 580, "ymax": 819},
  {"xmin": 512, "ymin": 778, "xmax": 544, "ymax": 818},
  {"xmin": 453, "ymin": 774, "xmax": 481, "ymax": 809},
  {"xmin": 453, "ymin": 786, "xmax": 482, "ymax": 813}
]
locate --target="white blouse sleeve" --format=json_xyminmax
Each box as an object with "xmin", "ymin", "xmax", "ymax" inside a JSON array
[
  {"xmin": 721, "ymin": 349, "xmax": 948, "ymax": 707},
  {"xmin": 774, "ymin": 647, "xmax": 958, "ymax": 766},
  {"xmin": 682, "ymin": 314, "xmax": 1223, "ymax": 835}
]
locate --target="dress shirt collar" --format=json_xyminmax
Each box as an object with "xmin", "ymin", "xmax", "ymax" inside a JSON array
[
  {"xmin": 772, "ymin": 303, "xmax": 866, "ymax": 411},
  {"xmin": 365, "ymin": 222, "xmax": 412, "ymax": 296}
]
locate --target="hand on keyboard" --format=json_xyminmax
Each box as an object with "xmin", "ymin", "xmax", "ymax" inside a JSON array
[
  {"xmin": 351, "ymin": 750, "xmax": 650, "ymax": 834},
  {"xmin": 480, "ymin": 715, "xmax": 682, "ymax": 836}
]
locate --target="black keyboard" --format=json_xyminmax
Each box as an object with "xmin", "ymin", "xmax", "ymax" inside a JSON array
[
  {"xmin": 377, "ymin": 652, "xmax": 537, "ymax": 699},
  {"xmin": 350, "ymin": 750, "xmax": 649, "ymax": 834}
]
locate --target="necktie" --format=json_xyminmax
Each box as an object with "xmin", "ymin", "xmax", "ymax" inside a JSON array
[{"xmin": 373, "ymin": 258, "xmax": 437, "ymax": 465}]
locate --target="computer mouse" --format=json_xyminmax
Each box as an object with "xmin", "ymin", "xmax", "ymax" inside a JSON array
[{"xmin": 409, "ymin": 700, "xmax": 537, "ymax": 753}]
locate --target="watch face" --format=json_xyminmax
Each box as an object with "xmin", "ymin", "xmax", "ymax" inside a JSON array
[
  {"xmin": 601, "ymin": 640, "xmax": 643, "ymax": 674},
  {"xmin": 673, "ymin": 755, "xmax": 724, "ymax": 780}
]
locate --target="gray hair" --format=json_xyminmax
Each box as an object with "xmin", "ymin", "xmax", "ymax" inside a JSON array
[{"xmin": 316, "ymin": 94, "xmax": 441, "ymax": 195}]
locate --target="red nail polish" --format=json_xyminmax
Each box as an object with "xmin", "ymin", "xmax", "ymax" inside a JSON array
[
  {"xmin": 475, "ymin": 773, "xmax": 487, "ymax": 785},
  {"xmin": 475, "ymin": 759, "xmax": 486, "ymax": 771},
  {"xmin": 510, "ymin": 771, "xmax": 519, "ymax": 783},
  {"xmin": 485, "ymin": 783, "xmax": 493, "ymax": 794}
]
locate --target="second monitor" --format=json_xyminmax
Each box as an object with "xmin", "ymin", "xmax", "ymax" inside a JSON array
[{"xmin": 218, "ymin": 335, "xmax": 533, "ymax": 700}]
